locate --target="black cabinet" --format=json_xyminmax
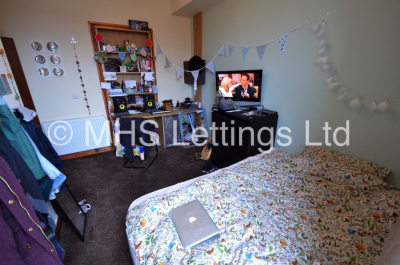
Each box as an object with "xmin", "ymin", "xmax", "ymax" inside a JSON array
[{"xmin": 211, "ymin": 109, "xmax": 278, "ymax": 168}]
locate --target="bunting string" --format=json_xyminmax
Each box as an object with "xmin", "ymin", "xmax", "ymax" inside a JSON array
[
  {"xmin": 311, "ymin": 12, "xmax": 397, "ymax": 112},
  {"xmin": 154, "ymin": 21, "xmax": 308, "ymax": 95},
  {"xmin": 152, "ymin": 16, "xmax": 396, "ymax": 113},
  {"xmin": 225, "ymin": 20, "xmax": 308, "ymax": 49},
  {"xmin": 154, "ymin": 20, "xmax": 309, "ymax": 75}
]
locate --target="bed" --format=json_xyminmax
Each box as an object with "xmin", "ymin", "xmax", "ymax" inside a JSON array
[{"xmin": 126, "ymin": 146, "xmax": 400, "ymax": 264}]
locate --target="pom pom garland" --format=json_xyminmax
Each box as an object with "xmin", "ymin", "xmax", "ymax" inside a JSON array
[
  {"xmin": 377, "ymin": 100, "xmax": 389, "ymax": 112},
  {"xmin": 318, "ymin": 47, "xmax": 327, "ymax": 56},
  {"xmin": 309, "ymin": 22, "xmax": 322, "ymax": 34},
  {"xmin": 317, "ymin": 28, "xmax": 326, "ymax": 39},
  {"xmin": 326, "ymin": 82, "xmax": 341, "ymax": 90},
  {"xmin": 349, "ymin": 97, "xmax": 362, "ymax": 109},
  {"xmin": 321, "ymin": 64, "xmax": 332, "ymax": 72},
  {"xmin": 324, "ymin": 76, "xmax": 336, "ymax": 86},
  {"xmin": 337, "ymin": 91, "xmax": 349, "ymax": 102},
  {"xmin": 313, "ymin": 13, "xmax": 391, "ymax": 112},
  {"xmin": 314, "ymin": 56, "xmax": 330, "ymax": 65}
]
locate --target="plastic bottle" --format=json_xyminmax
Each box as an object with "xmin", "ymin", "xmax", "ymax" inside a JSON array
[
  {"xmin": 121, "ymin": 80, "xmax": 126, "ymax": 93},
  {"xmin": 197, "ymin": 97, "xmax": 202, "ymax": 109},
  {"xmin": 140, "ymin": 146, "xmax": 144, "ymax": 160}
]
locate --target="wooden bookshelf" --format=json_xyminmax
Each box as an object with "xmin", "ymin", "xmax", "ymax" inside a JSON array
[{"xmin": 88, "ymin": 21, "xmax": 158, "ymax": 120}]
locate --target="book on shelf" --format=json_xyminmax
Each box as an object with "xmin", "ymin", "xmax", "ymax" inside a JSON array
[
  {"xmin": 110, "ymin": 88, "xmax": 123, "ymax": 93},
  {"xmin": 109, "ymin": 92, "xmax": 128, "ymax": 97}
]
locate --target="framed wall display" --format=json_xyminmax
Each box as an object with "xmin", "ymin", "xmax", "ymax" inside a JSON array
[
  {"xmin": 51, "ymin": 184, "xmax": 87, "ymax": 242},
  {"xmin": 129, "ymin": 20, "xmax": 149, "ymax": 31}
]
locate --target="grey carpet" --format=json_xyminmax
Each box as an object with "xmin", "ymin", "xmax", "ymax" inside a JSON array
[{"xmin": 59, "ymin": 146, "xmax": 206, "ymax": 264}]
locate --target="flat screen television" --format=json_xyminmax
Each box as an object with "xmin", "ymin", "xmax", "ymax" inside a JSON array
[{"xmin": 216, "ymin": 69, "xmax": 262, "ymax": 102}]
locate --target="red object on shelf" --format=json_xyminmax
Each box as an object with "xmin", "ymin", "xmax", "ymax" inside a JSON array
[
  {"xmin": 146, "ymin": 39, "xmax": 152, "ymax": 47},
  {"xmin": 95, "ymin": 33, "xmax": 103, "ymax": 42}
]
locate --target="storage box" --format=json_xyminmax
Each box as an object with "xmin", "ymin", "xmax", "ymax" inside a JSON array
[{"xmin": 164, "ymin": 102, "xmax": 172, "ymax": 111}]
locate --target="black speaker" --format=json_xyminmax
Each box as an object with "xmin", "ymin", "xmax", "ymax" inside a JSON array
[
  {"xmin": 183, "ymin": 60, "xmax": 206, "ymax": 85},
  {"xmin": 113, "ymin": 97, "xmax": 127, "ymax": 113},
  {"xmin": 144, "ymin": 95, "xmax": 156, "ymax": 111}
]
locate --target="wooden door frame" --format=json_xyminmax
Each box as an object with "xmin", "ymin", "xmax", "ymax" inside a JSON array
[
  {"xmin": 193, "ymin": 13, "xmax": 202, "ymax": 100},
  {"xmin": 1, "ymin": 37, "xmax": 40, "ymax": 126}
]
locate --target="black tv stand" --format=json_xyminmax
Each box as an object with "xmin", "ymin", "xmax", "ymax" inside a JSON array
[{"xmin": 211, "ymin": 109, "xmax": 278, "ymax": 168}]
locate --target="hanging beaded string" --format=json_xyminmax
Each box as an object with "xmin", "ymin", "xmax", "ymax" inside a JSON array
[
  {"xmin": 0, "ymin": 48, "xmax": 22, "ymax": 105},
  {"xmin": 71, "ymin": 38, "xmax": 91, "ymax": 114}
]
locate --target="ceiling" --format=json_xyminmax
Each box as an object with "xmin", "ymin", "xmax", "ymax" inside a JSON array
[{"xmin": 170, "ymin": 0, "xmax": 225, "ymax": 17}]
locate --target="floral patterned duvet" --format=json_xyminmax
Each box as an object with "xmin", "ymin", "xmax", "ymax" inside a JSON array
[{"xmin": 126, "ymin": 147, "xmax": 400, "ymax": 264}]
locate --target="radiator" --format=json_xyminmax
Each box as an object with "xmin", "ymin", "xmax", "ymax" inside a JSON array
[{"xmin": 42, "ymin": 115, "xmax": 111, "ymax": 155}]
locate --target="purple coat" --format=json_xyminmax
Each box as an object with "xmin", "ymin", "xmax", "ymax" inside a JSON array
[{"xmin": 0, "ymin": 157, "xmax": 62, "ymax": 265}]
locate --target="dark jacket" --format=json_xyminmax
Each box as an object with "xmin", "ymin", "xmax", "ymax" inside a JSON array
[
  {"xmin": 0, "ymin": 157, "xmax": 63, "ymax": 265},
  {"xmin": 0, "ymin": 129, "xmax": 55, "ymax": 230},
  {"xmin": 233, "ymin": 85, "xmax": 257, "ymax": 99},
  {"xmin": 14, "ymin": 110, "xmax": 62, "ymax": 171},
  {"xmin": 120, "ymin": 118, "xmax": 153, "ymax": 162}
]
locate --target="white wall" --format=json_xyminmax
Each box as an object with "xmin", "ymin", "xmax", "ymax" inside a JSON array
[
  {"xmin": 0, "ymin": 0, "xmax": 192, "ymax": 123},
  {"xmin": 202, "ymin": 0, "xmax": 400, "ymax": 186}
]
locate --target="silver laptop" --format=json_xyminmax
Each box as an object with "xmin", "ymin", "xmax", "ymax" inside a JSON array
[{"xmin": 170, "ymin": 199, "xmax": 220, "ymax": 249}]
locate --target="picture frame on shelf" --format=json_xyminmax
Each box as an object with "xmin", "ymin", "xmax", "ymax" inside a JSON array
[
  {"xmin": 129, "ymin": 20, "xmax": 149, "ymax": 31},
  {"xmin": 120, "ymin": 66, "xmax": 127, "ymax": 72}
]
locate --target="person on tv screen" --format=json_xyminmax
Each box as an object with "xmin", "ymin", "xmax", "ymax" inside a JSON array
[
  {"xmin": 219, "ymin": 77, "xmax": 234, "ymax": 97},
  {"xmin": 233, "ymin": 73, "xmax": 257, "ymax": 98}
]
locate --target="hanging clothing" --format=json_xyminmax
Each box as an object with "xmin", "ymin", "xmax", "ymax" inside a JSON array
[
  {"xmin": 0, "ymin": 98, "xmax": 46, "ymax": 180},
  {"xmin": 0, "ymin": 157, "xmax": 63, "ymax": 265},
  {"xmin": 25, "ymin": 133, "xmax": 66, "ymax": 200},
  {"xmin": 0, "ymin": 129, "xmax": 55, "ymax": 231},
  {"xmin": 14, "ymin": 106, "xmax": 37, "ymax": 122},
  {"xmin": 15, "ymin": 110, "xmax": 62, "ymax": 170}
]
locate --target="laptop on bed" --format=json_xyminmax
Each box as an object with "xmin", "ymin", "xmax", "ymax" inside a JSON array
[{"xmin": 170, "ymin": 199, "xmax": 220, "ymax": 249}]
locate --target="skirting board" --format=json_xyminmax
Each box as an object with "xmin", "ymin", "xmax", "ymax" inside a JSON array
[{"xmin": 60, "ymin": 146, "xmax": 115, "ymax": 160}]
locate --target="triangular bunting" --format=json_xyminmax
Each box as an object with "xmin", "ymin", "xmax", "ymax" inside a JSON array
[
  {"xmin": 164, "ymin": 57, "xmax": 171, "ymax": 67},
  {"xmin": 192, "ymin": 70, "xmax": 199, "ymax": 94},
  {"xmin": 218, "ymin": 44, "xmax": 226, "ymax": 57},
  {"xmin": 130, "ymin": 53, "xmax": 137, "ymax": 62},
  {"xmin": 156, "ymin": 43, "xmax": 162, "ymax": 54},
  {"xmin": 205, "ymin": 61, "xmax": 215, "ymax": 73},
  {"xmin": 242, "ymin": 47, "xmax": 250, "ymax": 60},
  {"xmin": 256, "ymin": 44, "xmax": 267, "ymax": 61},
  {"xmin": 95, "ymin": 33, "xmax": 103, "ymax": 42},
  {"xmin": 140, "ymin": 48, "xmax": 147, "ymax": 57},
  {"xmin": 177, "ymin": 67, "xmax": 184, "ymax": 79},
  {"xmin": 228, "ymin": 45, "xmax": 235, "ymax": 57},
  {"xmin": 119, "ymin": 52, "xmax": 125, "ymax": 61},
  {"xmin": 276, "ymin": 34, "xmax": 289, "ymax": 54}
]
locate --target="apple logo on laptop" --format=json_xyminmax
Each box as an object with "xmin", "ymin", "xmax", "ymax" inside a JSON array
[{"xmin": 189, "ymin": 217, "xmax": 197, "ymax": 223}]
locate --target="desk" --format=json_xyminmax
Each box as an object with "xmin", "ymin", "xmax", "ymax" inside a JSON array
[{"xmin": 121, "ymin": 109, "xmax": 202, "ymax": 148}]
